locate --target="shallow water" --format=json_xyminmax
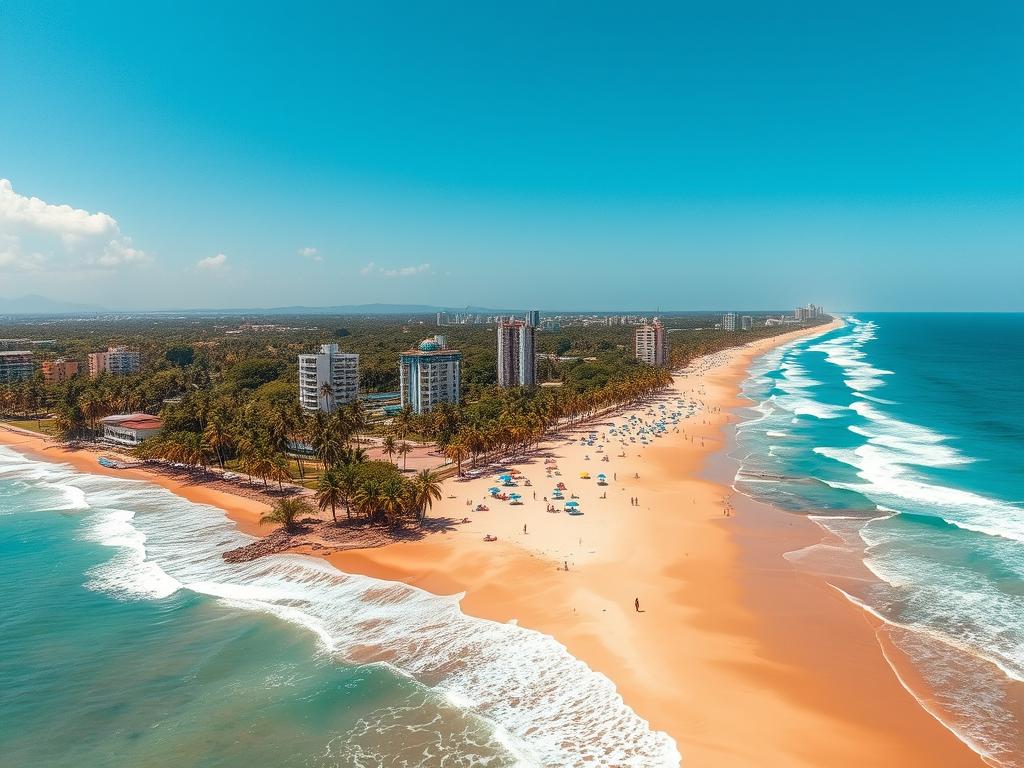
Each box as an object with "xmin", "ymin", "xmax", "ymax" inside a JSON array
[
  {"xmin": 0, "ymin": 447, "xmax": 678, "ymax": 767},
  {"xmin": 733, "ymin": 313, "xmax": 1024, "ymax": 767}
]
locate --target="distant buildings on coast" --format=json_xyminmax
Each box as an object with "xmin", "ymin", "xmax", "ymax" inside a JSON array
[
  {"xmin": 298, "ymin": 343, "xmax": 359, "ymax": 412},
  {"xmin": 42, "ymin": 358, "xmax": 79, "ymax": 383},
  {"xmin": 400, "ymin": 335, "xmax": 462, "ymax": 414},
  {"xmin": 0, "ymin": 346, "xmax": 141, "ymax": 384},
  {"xmin": 88, "ymin": 346, "xmax": 140, "ymax": 377},
  {"xmin": 0, "ymin": 351, "xmax": 34, "ymax": 384},
  {"xmin": 497, "ymin": 319, "xmax": 537, "ymax": 388},
  {"xmin": 634, "ymin": 319, "xmax": 668, "ymax": 367}
]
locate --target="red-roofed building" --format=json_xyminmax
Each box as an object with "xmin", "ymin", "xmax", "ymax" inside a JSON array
[{"xmin": 99, "ymin": 413, "xmax": 163, "ymax": 446}]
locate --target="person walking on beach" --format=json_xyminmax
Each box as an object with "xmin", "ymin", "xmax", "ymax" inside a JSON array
[
  {"xmin": 634, "ymin": 597, "xmax": 640, "ymax": 612},
  {"xmin": 523, "ymin": 524, "xmax": 527, "ymax": 535}
]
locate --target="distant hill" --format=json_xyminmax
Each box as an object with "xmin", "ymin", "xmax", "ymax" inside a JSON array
[{"xmin": 0, "ymin": 294, "xmax": 107, "ymax": 314}]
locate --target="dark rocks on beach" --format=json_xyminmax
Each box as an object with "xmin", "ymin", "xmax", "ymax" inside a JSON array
[{"xmin": 221, "ymin": 516, "xmax": 464, "ymax": 564}]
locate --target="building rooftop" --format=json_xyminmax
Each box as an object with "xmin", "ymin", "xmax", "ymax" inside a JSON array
[{"xmin": 99, "ymin": 413, "xmax": 163, "ymax": 429}]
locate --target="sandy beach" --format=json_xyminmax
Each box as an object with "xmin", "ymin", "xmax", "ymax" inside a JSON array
[{"xmin": 0, "ymin": 320, "xmax": 984, "ymax": 767}]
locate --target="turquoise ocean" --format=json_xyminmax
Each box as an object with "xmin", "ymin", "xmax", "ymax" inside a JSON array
[
  {"xmin": 0, "ymin": 449, "xmax": 678, "ymax": 767},
  {"xmin": 734, "ymin": 313, "xmax": 1024, "ymax": 768}
]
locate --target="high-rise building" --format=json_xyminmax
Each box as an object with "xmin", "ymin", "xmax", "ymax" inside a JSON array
[
  {"xmin": 497, "ymin": 319, "xmax": 536, "ymax": 387},
  {"xmin": 41, "ymin": 358, "xmax": 79, "ymax": 383},
  {"xmin": 722, "ymin": 313, "xmax": 737, "ymax": 331},
  {"xmin": 399, "ymin": 336, "xmax": 462, "ymax": 414},
  {"xmin": 526, "ymin": 309, "xmax": 540, "ymax": 328},
  {"xmin": 88, "ymin": 347, "xmax": 140, "ymax": 377},
  {"xmin": 634, "ymin": 319, "xmax": 668, "ymax": 366},
  {"xmin": 0, "ymin": 351, "xmax": 34, "ymax": 383},
  {"xmin": 741, "ymin": 316, "xmax": 753, "ymax": 331},
  {"xmin": 298, "ymin": 344, "xmax": 360, "ymax": 412},
  {"xmin": 436, "ymin": 311, "xmax": 449, "ymax": 326}
]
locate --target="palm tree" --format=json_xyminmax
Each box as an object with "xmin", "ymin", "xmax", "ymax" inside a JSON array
[
  {"xmin": 412, "ymin": 469, "xmax": 443, "ymax": 521},
  {"xmin": 444, "ymin": 438, "xmax": 467, "ymax": 476},
  {"xmin": 203, "ymin": 413, "xmax": 233, "ymax": 469},
  {"xmin": 397, "ymin": 441, "xmax": 412, "ymax": 471},
  {"xmin": 378, "ymin": 477, "xmax": 408, "ymax": 525},
  {"xmin": 319, "ymin": 382, "xmax": 334, "ymax": 412},
  {"xmin": 353, "ymin": 480, "xmax": 382, "ymax": 522},
  {"xmin": 259, "ymin": 497, "xmax": 310, "ymax": 532},
  {"xmin": 382, "ymin": 434, "xmax": 397, "ymax": 465},
  {"xmin": 336, "ymin": 463, "xmax": 358, "ymax": 519},
  {"xmin": 268, "ymin": 453, "xmax": 292, "ymax": 492},
  {"xmin": 346, "ymin": 399, "xmax": 367, "ymax": 446},
  {"xmin": 338, "ymin": 445, "xmax": 367, "ymax": 466},
  {"xmin": 316, "ymin": 468, "xmax": 344, "ymax": 523}
]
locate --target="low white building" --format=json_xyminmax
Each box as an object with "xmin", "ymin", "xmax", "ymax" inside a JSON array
[{"xmin": 99, "ymin": 413, "xmax": 163, "ymax": 446}]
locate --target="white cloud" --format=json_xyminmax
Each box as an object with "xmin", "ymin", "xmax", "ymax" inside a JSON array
[
  {"xmin": 196, "ymin": 253, "xmax": 228, "ymax": 271},
  {"xmin": 0, "ymin": 178, "xmax": 117, "ymax": 237},
  {"xmin": 361, "ymin": 261, "xmax": 431, "ymax": 278},
  {"xmin": 0, "ymin": 234, "xmax": 48, "ymax": 272},
  {"xmin": 96, "ymin": 237, "xmax": 151, "ymax": 267},
  {"xmin": 0, "ymin": 178, "xmax": 149, "ymax": 272},
  {"xmin": 298, "ymin": 246, "xmax": 322, "ymax": 261}
]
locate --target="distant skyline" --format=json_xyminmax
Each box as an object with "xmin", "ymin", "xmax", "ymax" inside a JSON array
[{"xmin": 1, "ymin": 1, "xmax": 1022, "ymax": 311}]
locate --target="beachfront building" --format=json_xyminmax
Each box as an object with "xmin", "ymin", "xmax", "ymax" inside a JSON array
[
  {"xmin": 41, "ymin": 358, "xmax": 80, "ymax": 383},
  {"xmin": 526, "ymin": 309, "xmax": 540, "ymax": 328},
  {"xmin": 722, "ymin": 313, "xmax": 737, "ymax": 331},
  {"xmin": 0, "ymin": 351, "xmax": 34, "ymax": 383},
  {"xmin": 497, "ymin": 319, "xmax": 536, "ymax": 387},
  {"xmin": 741, "ymin": 315, "xmax": 753, "ymax": 331},
  {"xmin": 399, "ymin": 336, "xmax": 462, "ymax": 414},
  {"xmin": 99, "ymin": 413, "xmax": 163, "ymax": 446},
  {"xmin": 635, "ymin": 319, "xmax": 668, "ymax": 367},
  {"xmin": 88, "ymin": 347, "xmax": 141, "ymax": 377},
  {"xmin": 298, "ymin": 344, "xmax": 360, "ymax": 412}
]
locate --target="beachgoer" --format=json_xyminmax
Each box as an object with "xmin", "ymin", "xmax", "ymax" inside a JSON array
[
  {"xmin": 523, "ymin": 524, "xmax": 527, "ymax": 534},
  {"xmin": 634, "ymin": 597, "xmax": 640, "ymax": 612}
]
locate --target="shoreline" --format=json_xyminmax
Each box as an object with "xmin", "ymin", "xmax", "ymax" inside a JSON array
[{"xmin": 0, "ymin": 320, "xmax": 985, "ymax": 767}]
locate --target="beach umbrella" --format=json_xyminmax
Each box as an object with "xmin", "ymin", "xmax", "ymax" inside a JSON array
[
  {"xmin": 565, "ymin": 500, "xmax": 579, "ymax": 507},
  {"xmin": 488, "ymin": 487, "xmax": 500, "ymax": 494},
  {"xmin": 597, "ymin": 473, "xmax": 606, "ymax": 479},
  {"xmin": 510, "ymin": 493, "xmax": 521, "ymax": 499}
]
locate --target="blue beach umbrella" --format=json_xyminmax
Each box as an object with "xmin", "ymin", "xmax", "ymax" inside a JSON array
[
  {"xmin": 488, "ymin": 487, "xmax": 500, "ymax": 494},
  {"xmin": 565, "ymin": 500, "xmax": 579, "ymax": 507}
]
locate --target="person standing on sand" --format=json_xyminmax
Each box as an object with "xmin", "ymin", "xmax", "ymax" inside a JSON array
[
  {"xmin": 523, "ymin": 524, "xmax": 527, "ymax": 534},
  {"xmin": 634, "ymin": 597, "xmax": 640, "ymax": 612}
]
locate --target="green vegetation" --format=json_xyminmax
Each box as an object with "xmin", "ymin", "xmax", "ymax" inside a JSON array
[{"xmin": 0, "ymin": 311, "xmax": 831, "ymax": 529}]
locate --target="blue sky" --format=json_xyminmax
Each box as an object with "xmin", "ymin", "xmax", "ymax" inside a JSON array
[{"xmin": 1, "ymin": 1, "xmax": 1021, "ymax": 311}]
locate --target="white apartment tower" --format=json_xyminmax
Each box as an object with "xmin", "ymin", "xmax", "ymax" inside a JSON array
[
  {"xmin": 88, "ymin": 346, "xmax": 141, "ymax": 377},
  {"xmin": 634, "ymin": 319, "xmax": 668, "ymax": 367},
  {"xmin": 497, "ymin": 319, "xmax": 536, "ymax": 387},
  {"xmin": 399, "ymin": 336, "xmax": 462, "ymax": 414},
  {"xmin": 298, "ymin": 344, "xmax": 360, "ymax": 412},
  {"xmin": 741, "ymin": 315, "xmax": 753, "ymax": 331},
  {"xmin": 722, "ymin": 313, "xmax": 737, "ymax": 331}
]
